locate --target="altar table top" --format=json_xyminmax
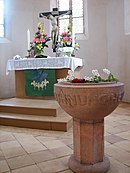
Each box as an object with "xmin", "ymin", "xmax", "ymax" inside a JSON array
[{"xmin": 6, "ymin": 57, "xmax": 83, "ymax": 75}]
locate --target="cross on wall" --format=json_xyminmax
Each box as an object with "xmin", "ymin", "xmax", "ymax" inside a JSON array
[{"xmin": 39, "ymin": 8, "xmax": 72, "ymax": 52}]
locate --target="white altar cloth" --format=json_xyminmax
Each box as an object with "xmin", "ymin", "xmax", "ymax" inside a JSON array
[{"xmin": 6, "ymin": 57, "xmax": 83, "ymax": 75}]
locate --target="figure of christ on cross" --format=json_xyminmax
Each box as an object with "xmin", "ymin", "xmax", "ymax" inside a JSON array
[{"xmin": 39, "ymin": 8, "xmax": 72, "ymax": 52}]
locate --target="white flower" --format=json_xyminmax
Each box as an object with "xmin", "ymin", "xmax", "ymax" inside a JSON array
[
  {"xmin": 84, "ymin": 76, "xmax": 93, "ymax": 81},
  {"xmin": 68, "ymin": 70, "xmax": 74, "ymax": 77},
  {"xmin": 103, "ymin": 68, "xmax": 111, "ymax": 75},
  {"xmin": 57, "ymin": 70, "xmax": 75, "ymax": 83},
  {"xmin": 92, "ymin": 69, "xmax": 100, "ymax": 77},
  {"xmin": 66, "ymin": 70, "xmax": 75, "ymax": 80},
  {"xmin": 57, "ymin": 78, "xmax": 67, "ymax": 83}
]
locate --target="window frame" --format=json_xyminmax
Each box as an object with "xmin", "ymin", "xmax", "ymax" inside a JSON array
[
  {"xmin": 57, "ymin": 0, "xmax": 87, "ymax": 39},
  {"xmin": 0, "ymin": 0, "xmax": 11, "ymax": 43},
  {"xmin": 0, "ymin": 0, "xmax": 5, "ymax": 38}
]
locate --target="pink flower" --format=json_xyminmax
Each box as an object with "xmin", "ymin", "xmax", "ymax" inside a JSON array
[
  {"xmin": 63, "ymin": 37, "xmax": 68, "ymax": 42},
  {"xmin": 62, "ymin": 32, "xmax": 67, "ymax": 37},
  {"xmin": 40, "ymin": 38, "xmax": 45, "ymax": 42},
  {"xmin": 33, "ymin": 38, "xmax": 36, "ymax": 42},
  {"xmin": 33, "ymin": 38, "xmax": 40, "ymax": 43}
]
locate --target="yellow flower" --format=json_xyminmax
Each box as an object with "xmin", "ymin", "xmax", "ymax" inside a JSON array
[
  {"xmin": 74, "ymin": 43, "xmax": 80, "ymax": 50},
  {"xmin": 36, "ymin": 43, "xmax": 43, "ymax": 50}
]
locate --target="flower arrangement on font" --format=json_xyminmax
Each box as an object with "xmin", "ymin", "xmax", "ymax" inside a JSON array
[
  {"xmin": 57, "ymin": 69, "xmax": 118, "ymax": 83},
  {"xmin": 30, "ymin": 22, "xmax": 50, "ymax": 58}
]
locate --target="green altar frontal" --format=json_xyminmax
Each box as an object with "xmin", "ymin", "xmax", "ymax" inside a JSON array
[{"xmin": 24, "ymin": 69, "xmax": 56, "ymax": 96}]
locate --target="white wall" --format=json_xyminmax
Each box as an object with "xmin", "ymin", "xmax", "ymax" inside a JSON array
[
  {"xmin": 77, "ymin": 0, "xmax": 129, "ymax": 102},
  {"xmin": 124, "ymin": 0, "xmax": 130, "ymax": 102},
  {"xmin": 0, "ymin": 0, "xmax": 54, "ymax": 98},
  {"xmin": 76, "ymin": 0, "xmax": 108, "ymax": 77},
  {"xmin": 106, "ymin": 0, "xmax": 125, "ymax": 80},
  {"xmin": 0, "ymin": 0, "xmax": 130, "ymax": 102}
]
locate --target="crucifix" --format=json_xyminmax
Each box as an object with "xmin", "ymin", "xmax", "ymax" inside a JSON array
[{"xmin": 39, "ymin": 8, "xmax": 72, "ymax": 52}]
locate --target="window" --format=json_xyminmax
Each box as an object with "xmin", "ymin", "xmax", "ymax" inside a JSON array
[
  {"xmin": 57, "ymin": 0, "xmax": 84, "ymax": 34},
  {"xmin": 0, "ymin": 0, "xmax": 4, "ymax": 37}
]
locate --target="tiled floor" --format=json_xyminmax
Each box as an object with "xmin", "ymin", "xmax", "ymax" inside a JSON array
[{"xmin": 0, "ymin": 102, "xmax": 130, "ymax": 173}]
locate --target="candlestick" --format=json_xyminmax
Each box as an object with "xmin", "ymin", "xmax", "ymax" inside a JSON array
[{"xmin": 27, "ymin": 29, "xmax": 30, "ymax": 50}]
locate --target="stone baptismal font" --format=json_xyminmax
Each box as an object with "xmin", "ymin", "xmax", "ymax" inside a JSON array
[{"xmin": 54, "ymin": 81, "xmax": 124, "ymax": 173}]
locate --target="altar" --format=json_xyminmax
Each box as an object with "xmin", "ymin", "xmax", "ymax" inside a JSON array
[
  {"xmin": 1, "ymin": 8, "xmax": 83, "ymax": 131},
  {"xmin": 6, "ymin": 57, "xmax": 83, "ymax": 98}
]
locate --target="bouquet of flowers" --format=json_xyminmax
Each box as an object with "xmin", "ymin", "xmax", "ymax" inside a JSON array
[
  {"xmin": 30, "ymin": 22, "xmax": 50, "ymax": 57},
  {"xmin": 60, "ymin": 31, "xmax": 72, "ymax": 47},
  {"xmin": 57, "ymin": 24, "xmax": 80, "ymax": 57}
]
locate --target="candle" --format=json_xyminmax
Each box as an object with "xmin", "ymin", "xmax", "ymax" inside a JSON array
[
  {"xmin": 27, "ymin": 29, "xmax": 30, "ymax": 50},
  {"xmin": 58, "ymin": 35, "xmax": 61, "ymax": 42}
]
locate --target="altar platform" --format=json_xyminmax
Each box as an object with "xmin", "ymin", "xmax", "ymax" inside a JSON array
[
  {"xmin": 0, "ymin": 98, "xmax": 72, "ymax": 131},
  {"xmin": 0, "ymin": 57, "xmax": 83, "ymax": 131}
]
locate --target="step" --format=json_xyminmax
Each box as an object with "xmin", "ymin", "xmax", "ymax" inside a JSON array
[
  {"xmin": 0, "ymin": 112, "xmax": 73, "ymax": 132},
  {"xmin": 0, "ymin": 98, "xmax": 63, "ymax": 116}
]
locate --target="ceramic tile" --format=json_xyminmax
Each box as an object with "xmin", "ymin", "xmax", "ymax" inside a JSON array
[
  {"xmin": 11, "ymin": 165, "xmax": 42, "ymax": 173},
  {"xmin": 42, "ymin": 131, "xmax": 66, "ymax": 138},
  {"xmin": 0, "ymin": 150, "xmax": 5, "ymax": 161},
  {"xmin": 36, "ymin": 136, "xmax": 57, "ymax": 143},
  {"xmin": 0, "ymin": 140, "xmax": 21, "ymax": 150},
  {"xmin": 59, "ymin": 170, "xmax": 74, "ymax": 173},
  {"xmin": 0, "ymin": 132, "xmax": 15, "ymax": 143},
  {"xmin": 106, "ymin": 125, "xmax": 130, "ymax": 134},
  {"xmin": 105, "ymin": 145, "xmax": 130, "ymax": 166},
  {"xmin": 7, "ymin": 155, "xmax": 34, "ymax": 170},
  {"xmin": 0, "ymin": 160, "xmax": 10, "ymax": 173},
  {"xmin": 29, "ymin": 149, "xmax": 56, "ymax": 163},
  {"xmin": 105, "ymin": 135, "xmax": 125, "ymax": 144},
  {"xmin": 68, "ymin": 144, "xmax": 73, "ymax": 149},
  {"xmin": 126, "ymin": 167, "xmax": 130, "ymax": 173},
  {"xmin": 50, "ymin": 146, "xmax": 72, "ymax": 158},
  {"xmin": 104, "ymin": 141, "xmax": 111, "ymax": 147},
  {"xmin": 37, "ymin": 157, "xmax": 68, "ymax": 173},
  {"xmin": 107, "ymin": 156, "xmax": 128, "ymax": 173},
  {"xmin": 105, "ymin": 144, "xmax": 124, "ymax": 157},
  {"xmin": 59, "ymin": 156, "xmax": 70, "ymax": 168},
  {"xmin": 61, "ymin": 138, "xmax": 73, "ymax": 145},
  {"xmin": 116, "ymin": 130, "xmax": 130, "ymax": 140},
  {"xmin": 42, "ymin": 139, "xmax": 66, "ymax": 149},
  {"xmin": 13, "ymin": 133, "xmax": 47, "ymax": 153},
  {"xmin": 20, "ymin": 143, "xmax": 47, "ymax": 154},
  {"xmin": 0, "ymin": 141, "xmax": 26, "ymax": 159},
  {"xmin": 114, "ymin": 140, "xmax": 130, "ymax": 152}
]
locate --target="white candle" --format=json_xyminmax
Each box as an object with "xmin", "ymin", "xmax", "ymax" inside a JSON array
[
  {"xmin": 58, "ymin": 35, "xmax": 60, "ymax": 42},
  {"xmin": 27, "ymin": 29, "xmax": 30, "ymax": 50}
]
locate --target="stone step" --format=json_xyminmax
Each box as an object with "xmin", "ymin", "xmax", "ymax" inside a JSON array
[
  {"xmin": 0, "ymin": 98, "xmax": 63, "ymax": 116},
  {"xmin": 0, "ymin": 112, "xmax": 72, "ymax": 132}
]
